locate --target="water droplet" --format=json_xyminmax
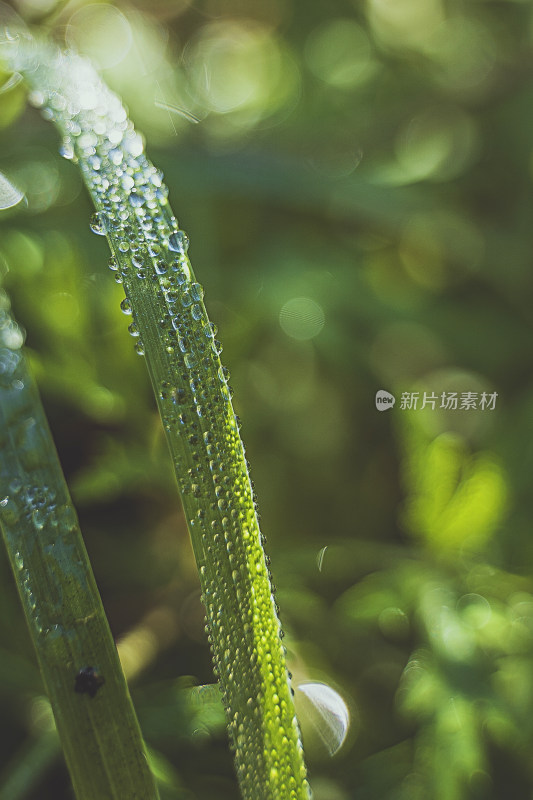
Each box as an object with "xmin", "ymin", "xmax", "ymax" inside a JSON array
[
  {"xmin": 125, "ymin": 132, "xmax": 144, "ymax": 158},
  {"xmin": 0, "ymin": 321, "xmax": 24, "ymax": 351},
  {"xmin": 168, "ymin": 230, "xmax": 189, "ymax": 254},
  {"xmin": 109, "ymin": 148, "xmax": 124, "ymax": 165},
  {"xmin": 122, "ymin": 175, "xmax": 135, "ymax": 191},
  {"xmin": 191, "ymin": 304, "xmax": 203, "ymax": 321},
  {"xmin": 296, "ymin": 682, "xmax": 350, "ymax": 756},
  {"xmin": 191, "ymin": 283, "xmax": 204, "ymax": 302},
  {"xmin": 59, "ymin": 138, "xmax": 75, "ymax": 161},
  {"xmin": 28, "ymin": 90, "xmax": 45, "ymax": 108},
  {"xmin": 79, "ymin": 131, "xmax": 97, "ymax": 150},
  {"xmin": 32, "ymin": 508, "xmax": 46, "ymax": 530},
  {"xmin": 89, "ymin": 212, "xmax": 106, "ymax": 235},
  {"xmin": 108, "ymin": 257, "xmax": 119, "ymax": 271},
  {"xmin": 129, "ymin": 190, "xmax": 144, "ymax": 208},
  {"xmin": 128, "ymin": 322, "xmax": 140, "ymax": 337},
  {"xmin": 135, "ymin": 340, "xmax": 145, "ymax": 356},
  {"xmin": 159, "ymin": 381, "xmax": 171, "ymax": 399},
  {"xmin": 175, "ymin": 266, "xmax": 189, "ymax": 285},
  {"xmin": 120, "ymin": 298, "xmax": 132, "ymax": 315},
  {"xmin": 88, "ymin": 154, "xmax": 101, "ymax": 171}
]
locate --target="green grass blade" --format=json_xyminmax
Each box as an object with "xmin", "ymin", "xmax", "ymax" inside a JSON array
[
  {"xmin": 0, "ymin": 290, "xmax": 159, "ymax": 800},
  {"xmin": 6, "ymin": 36, "xmax": 311, "ymax": 800}
]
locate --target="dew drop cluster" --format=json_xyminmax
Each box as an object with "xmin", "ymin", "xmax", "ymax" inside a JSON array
[{"xmin": 10, "ymin": 40, "xmax": 310, "ymax": 799}]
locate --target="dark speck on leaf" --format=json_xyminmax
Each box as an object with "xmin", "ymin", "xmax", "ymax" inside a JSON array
[{"xmin": 74, "ymin": 666, "xmax": 105, "ymax": 698}]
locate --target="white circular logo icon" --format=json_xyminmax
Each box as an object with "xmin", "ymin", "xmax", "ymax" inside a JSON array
[{"xmin": 375, "ymin": 390, "xmax": 395, "ymax": 411}]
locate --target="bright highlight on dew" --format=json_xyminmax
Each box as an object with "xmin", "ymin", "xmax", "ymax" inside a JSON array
[
  {"xmin": 0, "ymin": 170, "xmax": 24, "ymax": 210},
  {"xmin": 296, "ymin": 682, "xmax": 350, "ymax": 756}
]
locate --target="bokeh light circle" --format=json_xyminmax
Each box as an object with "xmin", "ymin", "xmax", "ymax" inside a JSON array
[
  {"xmin": 279, "ymin": 297, "xmax": 325, "ymax": 341},
  {"xmin": 66, "ymin": 5, "xmax": 133, "ymax": 70}
]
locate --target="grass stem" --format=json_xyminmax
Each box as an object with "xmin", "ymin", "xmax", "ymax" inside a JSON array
[
  {"xmin": 0, "ymin": 290, "xmax": 159, "ymax": 799},
  {"xmin": 5, "ymin": 35, "xmax": 310, "ymax": 800}
]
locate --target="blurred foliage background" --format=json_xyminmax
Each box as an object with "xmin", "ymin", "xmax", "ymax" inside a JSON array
[{"xmin": 1, "ymin": 0, "xmax": 533, "ymax": 798}]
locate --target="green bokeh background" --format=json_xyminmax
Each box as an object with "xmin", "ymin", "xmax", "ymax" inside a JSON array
[{"xmin": 2, "ymin": 0, "xmax": 533, "ymax": 798}]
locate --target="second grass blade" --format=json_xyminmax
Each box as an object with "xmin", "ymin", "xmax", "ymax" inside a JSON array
[{"xmin": 0, "ymin": 289, "xmax": 159, "ymax": 799}]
